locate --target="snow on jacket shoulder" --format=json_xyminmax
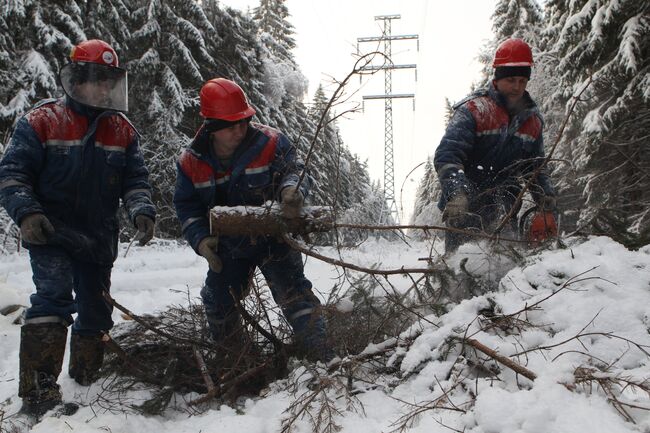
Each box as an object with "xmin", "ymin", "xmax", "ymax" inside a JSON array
[
  {"xmin": 433, "ymin": 85, "xmax": 554, "ymax": 210},
  {"xmin": 174, "ymin": 122, "xmax": 310, "ymax": 253},
  {"xmin": 0, "ymin": 98, "xmax": 155, "ymax": 260}
]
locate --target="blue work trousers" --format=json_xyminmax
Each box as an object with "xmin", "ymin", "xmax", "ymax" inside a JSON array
[
  {"xmin": 25, "ymin": 245, "xmax": 113, "ymax": 335},
  {"xmin": 201, "ymin": 242, "xmax": 327, "ymax": 355}
]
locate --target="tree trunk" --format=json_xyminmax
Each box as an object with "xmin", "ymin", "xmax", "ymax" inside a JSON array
[{"xmin": 209, "ymin": 205, "xmax": 334, "ymax": 238}]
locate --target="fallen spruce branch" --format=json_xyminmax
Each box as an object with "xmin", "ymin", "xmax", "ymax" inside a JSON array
[
  {"xmin": 389, "ymin": 380, "xmax": 467, "ymax": 433},
  {"xmin": 280, "ymin": 374, "xmax": 352, "ymax": 433},
  {"xmin": 188, "ymin": 360, "xmax": 274, "ymax": 406},
  {"xmin": 102, "ymin": 291, "xmax": 212, "ymax": 350},
  {"xmin": 327, "ymin": 335, "xmax": 415, "ymax": 373},
  {"xmin": 574, "ymin": 366, "xmax": 650, "ymax": 424},
  {"xmin": 462, "ymin": 337, "xmax": 537, "ymax": 382},
  {"xmin": 282, "ymin": 234, "xmax": 444, "ymax": 275},
  {"xmin": 100, "ymin": 332, "xmax": 159, "ymax": 382},
  {"xmin": 228, "ymin": 286, "xmax": 286, "ymax": 352},
  {"xmin": 209, "ymin": 206, "xmax": 524, "ymax": 244}
]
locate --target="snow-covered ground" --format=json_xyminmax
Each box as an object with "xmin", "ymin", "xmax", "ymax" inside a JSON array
[{"xmin": 0, "ymin": 236, "xmax": 649, "ymax": 433}]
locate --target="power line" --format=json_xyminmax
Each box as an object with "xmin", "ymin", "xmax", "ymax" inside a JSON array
[{"xmin": 357, "ymin": 14, "xmax": 418, "ymax": 224}]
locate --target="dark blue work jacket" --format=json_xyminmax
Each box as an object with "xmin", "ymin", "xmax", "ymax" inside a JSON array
[
  {"xmin": 434, "ymin": 84, "xmax": 555, "ymax": 210},
  {"xmin": 0, "ymin": 98, "xmax": 156, "ymax": 263},
  {"xmin": 173, "ymin": 122, "xmax": 310, "ymax": 256}
]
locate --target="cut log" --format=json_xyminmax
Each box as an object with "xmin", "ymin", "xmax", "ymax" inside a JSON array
[{"xmin": 209, "ymin": 205, "xmax": 334, "ymax": 238}]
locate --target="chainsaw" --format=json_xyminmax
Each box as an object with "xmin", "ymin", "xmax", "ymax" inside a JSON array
[{"xmin": 518, "ymin": 206, "xmax": 558, "ymax": 245}]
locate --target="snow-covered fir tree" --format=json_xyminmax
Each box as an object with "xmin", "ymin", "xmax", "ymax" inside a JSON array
[
  {"xmin": 0, "ymin": 1, "xmax": 75, "ymax": 132},
  {"xmin": 540, "ymin": 0, "xmax": 649, "ymax": 247},
  {"xmin": 493, "ymin": 0, "xmax": 544, "ymax": 42},
  {"xmin": 253, "ymin": 0, "xmax": 295, "ymax": 64},
  {"xmin": 303, "ymin": 83, "xmax": 393, "ymax": 244},
  {"xmin": 125, "ymin": 0, "xmax": 215, "ymax": 235},
  {"xmin": 0, "ymin": 0, "xmax": 381, "ymax": 245},
  {"xmin": 252, "ymin": 0, "xmax": 306, "ymax": 110}
]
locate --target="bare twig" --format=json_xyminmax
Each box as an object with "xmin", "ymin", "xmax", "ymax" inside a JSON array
[
  {"xmin": 228, "ymin": 286, "xmax": 285, "ymax": 351},
  {"xmin": 462, "ymin": 337, "xmax": 537, "ymax": 381},
  {"xmin": 296, "ymin": 51, "xmax": 387, "ymax": 190},
  {"xmin": 193, "ymin": 345, "xmax": 216, "ymax": 397},
  {"xmin": 282, "ymin": 234, "xmax": 442, "ymax": 275},
  {"xmin": 188, "ymin": 360, "xmax": 273, "ymax": 406}
]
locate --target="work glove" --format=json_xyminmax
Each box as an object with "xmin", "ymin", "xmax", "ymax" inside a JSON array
[
  {"xmin": 281, "ymin": 186, "xmax": 304, "ymax": 219},
  {"xmin": 198, "ymin": 236, "xmax": 223, "ymax": 273},
  {"xmin": 20, "ymin": 213, "xmax": 55, "ymax": 245},
  {"xmin": 442, "ymin": 193, "xmax": 469, "ymax": 223},
  {"xmin": 539, "ymin": 195, "xmax": 557, "ymax": 211},
  {"xmin": 135, "ymin": 215, "xmax": 155, "ymax": 246}
]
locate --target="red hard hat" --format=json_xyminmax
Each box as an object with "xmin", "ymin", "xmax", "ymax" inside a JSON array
[
  {"xmin": 528, "ymin": 211, "xmax": 558, "ymax": 244},
  {"xmin": 70, "ymin": 39, "xmax": 119, "ymax": 67},
  {"xmin": 200, "ymin": 78, "xmax": 256, "ymax": 121},
  {"xmin": 493, "ymin": 38, "xmax": 533, "ymax": 67}
]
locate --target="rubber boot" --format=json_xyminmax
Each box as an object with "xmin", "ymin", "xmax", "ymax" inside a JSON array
[
  {"xmin": 69, "ymin": 333, "xmax": 105, "ymax": 386},
  {"xmin": 19, "ymin": 321, "xmax": 67, "ymax": 417},
  {"xmin": 290, "ymin": 309, "xmax": 335, "ymax": 363},
  {"xmin": 206, "ymin": 311, "xmax": 244, "ymax": 345}
]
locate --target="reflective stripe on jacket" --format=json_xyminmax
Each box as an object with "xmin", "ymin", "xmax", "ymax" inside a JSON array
[
  {"xmin": 434, "ymin": 84, "xmax": 555, "ymax": 210},
  {"xmin": 174, "ymin": 122, "xmax": 310, "ymax": 254},
  {"xmin": 0, "ymin": 98, "xmax": 155, "ymax": 262}
]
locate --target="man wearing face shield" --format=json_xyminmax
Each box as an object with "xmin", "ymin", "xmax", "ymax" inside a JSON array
[{"xmin": 0, "ymin": 39, "xmax": 156, "ymax": 416}]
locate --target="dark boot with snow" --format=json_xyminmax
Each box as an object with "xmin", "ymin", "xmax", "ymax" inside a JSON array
[
  {"xmin": 69, "ymin": 333, "xmax": 105, "ymax": 385},
  {"xmin": 290, "ymin": 308, "xmax": 335, "ymax": 363},
  {"xmin": 19, "ymin": 321, "xmax": 67, "ymax": 417}
]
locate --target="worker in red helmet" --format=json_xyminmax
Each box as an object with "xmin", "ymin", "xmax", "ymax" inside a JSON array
[
  {"xmin": 0, "ymin": 39, "xmax": 156, "ymax": 416},
  {"xmin": 174, "ymin": 78, "xmax": 333, "ymax": 363},
  {"xmin": 60, "ymin": 39, "xmax": 128, "ymax": 112},
  {"xmin": 434, "ymin": 38, "xmax": 556, "ymax": 253}
]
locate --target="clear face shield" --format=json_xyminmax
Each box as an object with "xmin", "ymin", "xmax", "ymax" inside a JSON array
[{"xmin": 60, "ymin": 62, "xmax": 128, "ymax": 112}]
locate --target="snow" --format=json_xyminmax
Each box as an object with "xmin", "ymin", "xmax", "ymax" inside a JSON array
[
  {"xmin": 1, "ymin": 0, "xmax": 27, "ymax": 18},
  {"xmin": 0, "ymin": 89, "xmax": 31, "ymax": 120},
  {"xmin": 0, "ymin": 236, "xmax": 649, "ymax": 432},
  {"xmin": 261, "ymin": 57, "xmax": 308, "ymax": 109},
  {"xmin": 167, "ymin": 34, "xmax": 203, "ymax": 83},
  {"xmin": 617, "ymin": 14, "xmax": 645, "ymax": 73},
  {"xmin": 582, "ymin": 108, "xmax": 605, "ymax": 133},
  {"xmin": 21, "ymin": 49, "xmax": 57, "ymax": 97}
]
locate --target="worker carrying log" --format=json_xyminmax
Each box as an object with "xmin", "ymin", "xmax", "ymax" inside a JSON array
[{"xmin": 173, "ymin": 78, "xmax": 333, "ymax": 362}]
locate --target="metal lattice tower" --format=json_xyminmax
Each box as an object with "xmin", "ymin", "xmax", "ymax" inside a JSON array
[
  {"xmin": 383, "ymin": 18, "xmax": 395, "ymax": 222},
  {"xmin": 358, "ymin": 15, "xmax": 418, "ymax": 223}
]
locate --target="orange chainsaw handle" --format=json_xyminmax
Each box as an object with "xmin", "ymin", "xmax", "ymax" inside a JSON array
[{"xmin": 529, "ymin": 211, "xmax": 558, "ymax": 243}]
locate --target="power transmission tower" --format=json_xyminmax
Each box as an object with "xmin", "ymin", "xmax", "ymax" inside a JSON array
[{"xmin": 358, "ymin": 14, "xmax": 418, "ymax": 224}]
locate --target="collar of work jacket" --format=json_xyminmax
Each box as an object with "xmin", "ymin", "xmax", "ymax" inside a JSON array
[
  {"xmin": 454, "ymin": 82, "xmax": 538, "ymax": 114},
  {"xmin": 184, "ymin": 122, "xmax": 280, "ymax": 192},
  {"xmin": 189, "ymin": 121, "xmax": 266, "ymax": 167},
  {"xmin": 487, "ymin": 82, "xmax": 538, "ymax": 118}
]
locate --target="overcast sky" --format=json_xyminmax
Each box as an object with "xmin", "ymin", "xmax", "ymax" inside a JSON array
[{"xmin": 220, "ymin": 0, "xmax": 496, "ymax": 221}]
